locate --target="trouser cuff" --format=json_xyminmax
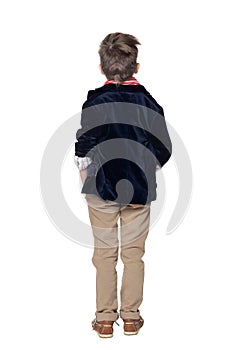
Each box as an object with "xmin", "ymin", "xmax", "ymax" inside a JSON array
[
  {"xmin": 95, "ymin": 311, "xmax": 119, "ymax": 322},
  {"xmin": 120, "ymin": 310, "xmax": 140, "ymax": 320}
]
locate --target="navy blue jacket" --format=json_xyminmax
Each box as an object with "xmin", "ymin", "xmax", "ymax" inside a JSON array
[{"xmin": 75, "ymin": 83, "xmax": 172, "ymax": 205}]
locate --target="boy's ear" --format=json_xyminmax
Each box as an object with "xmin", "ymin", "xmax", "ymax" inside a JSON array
[
  {"xmin": 135, "ymin": 63, "xmax": 140, "ymax": 74},
  {"xmin": 99, "ymin": 64, "xmax": 104, "ymax": 75}
]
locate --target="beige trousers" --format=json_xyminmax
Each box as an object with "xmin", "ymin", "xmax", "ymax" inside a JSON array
[{"xmin": 85, "ymin": 193, "xmax": 151, "ymax": 321}]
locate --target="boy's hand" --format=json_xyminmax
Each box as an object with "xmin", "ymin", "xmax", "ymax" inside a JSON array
[
  {"xmin": 79, "ymin": 168, "xmax": 88, "ymax": 184},
  {"xmin": 74, "ymin": 155, "xmax": 92, "ymax": 184}
]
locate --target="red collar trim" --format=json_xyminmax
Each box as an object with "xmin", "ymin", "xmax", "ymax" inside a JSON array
[{"xmin": 104, "ymin": 77, "xmax": 140, "ymax": 85}]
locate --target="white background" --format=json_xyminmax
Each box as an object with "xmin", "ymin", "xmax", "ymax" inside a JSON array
[{"xmin": 1, "ymin": 0, "xmax": 233, "ymax": 349}]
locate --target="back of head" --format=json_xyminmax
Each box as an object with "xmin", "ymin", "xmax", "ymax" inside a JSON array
[{"xmin": 98, "ymin": 32, "xmax": 141, "ymax": 84}]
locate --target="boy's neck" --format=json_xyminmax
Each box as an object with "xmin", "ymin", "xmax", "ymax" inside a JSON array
[{"xmin": 104, "ymin": 76, "xmax": 140, "ymax": 86}]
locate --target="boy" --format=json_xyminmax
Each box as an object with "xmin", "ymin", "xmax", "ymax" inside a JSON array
[{"xmin": 74, "ymin": 32, "xmax": 172, "ymax": 338}]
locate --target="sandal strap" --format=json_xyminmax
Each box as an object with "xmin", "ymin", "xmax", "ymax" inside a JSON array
[
  {"xmin": 92, "ymin": 319, "xmax": 114, "ymax": 327},
  {"xmin": 124, "ymin": 317, "xmax": 143, "ymax": 325}
]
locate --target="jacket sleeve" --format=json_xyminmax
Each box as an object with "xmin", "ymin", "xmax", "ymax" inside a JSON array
[
  {"xmin": 75, "ymin": 98, "xmax": 108, "ymax": 163},
  {"xmin": 75, "ymin": 101, "xmax": 99, "ymax": 159},
  {"xmin": 148, "ymin": 106, "xmax": 172, "ymax": 168}
]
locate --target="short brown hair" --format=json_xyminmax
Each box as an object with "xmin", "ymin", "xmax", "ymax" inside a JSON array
[{"xmin": 98, "ymin": 32, "xmax": 141, "ymax": 83}]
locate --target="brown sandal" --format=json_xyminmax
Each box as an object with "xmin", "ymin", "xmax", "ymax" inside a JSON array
[
  {"xmin": 92, "ymin": 319, "xmax": 116, "ymax": 338},
  {"xmin": 123, "ymin": 316, "xmax": 144, "ymax": 335}
]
